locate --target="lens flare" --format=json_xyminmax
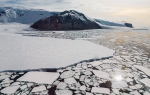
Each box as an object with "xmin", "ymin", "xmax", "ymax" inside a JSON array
[{"xmin": 114, "ymin": 75, "xmax": 123, "ymax": 81}]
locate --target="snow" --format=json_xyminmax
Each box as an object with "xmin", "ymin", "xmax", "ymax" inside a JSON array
[
  {"xmin": 0, "ymin": 23, "xmax": 114, "ymax": 71},
  {"xmin": 61, "ymin": 10, "xmax": 88, "ymax": 22},
  {"xmin": 17, "ymin": 72, "xmax": 59, "ymax": 84}
]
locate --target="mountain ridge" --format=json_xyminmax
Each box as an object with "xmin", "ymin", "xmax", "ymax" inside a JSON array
[{"xmin": 0, "ymin": 7, "xmax": 133, "ymax": 29}]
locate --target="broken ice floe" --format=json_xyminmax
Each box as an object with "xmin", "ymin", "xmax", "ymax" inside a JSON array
[{"xmin": 1, "ymin": 29, "xmax": 150, "ymax": 94}]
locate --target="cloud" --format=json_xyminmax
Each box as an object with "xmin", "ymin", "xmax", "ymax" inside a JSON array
[{"xmin": 0, "ymin": 0, "xmax": 72, "ymax": 10}]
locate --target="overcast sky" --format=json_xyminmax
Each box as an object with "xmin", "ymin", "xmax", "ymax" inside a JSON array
[{"xmin": 1, "ymin": 0, "xmax": 150, "ymax": 28}]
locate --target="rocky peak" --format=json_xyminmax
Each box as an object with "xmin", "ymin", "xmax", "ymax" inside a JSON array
[{"xmin": 31, "ymin": 10, "xmax": 101, "ymax": 30}]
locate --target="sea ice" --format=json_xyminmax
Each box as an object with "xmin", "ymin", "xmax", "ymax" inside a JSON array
[
  {"xmin": 89, "ymin": 61, "xmax": 103, "ymax": 66},
  {"xmin": 112, "ymin": 81, "xmax": 128, "ymax": 88},
  {"xmin": 0, "ymin": 23, "xmax": 114, "ymax": 70},
  {"xmin": 1, "ymin": 85, "xmax": 20, "ymax": 94},
  {"xmin": 91, "ymin": 87, "xmax": 110, "ymax": 94},
  {"xmin": 134, "ymin": 65, "xmax": 150, "ymax": 76},
  {"xmin": 57, "ymin": 82, "xmax": 67, "ymax": 89},
  {"xmin": 144, "ymin": 92, "xmax": 150, "ymax": 95},
  {"xmin": 55, "ymin": 90, "xmax": 73, "ymax": 95},
  {"xmin": 139, "ymin": 78, "xmax": 150, "ymax": 87},
  {"xmin": 92, "ymin": 70, "xmax": 109, "ymax": 79},
  {"xmin": 60, "ymin": 71, "xmax": 75, "ymax": 79},
  {"xmin": 80, "ymin": 85, "xmax": 86, "ymax": 91},
  {"xmin": 31, "ymin": 85, "xmax": 46, "ymax": 92},
  {"xmin": 0, "ymin": 74, "xmax": 10, "ymax": 80},
  {"xmin": 17, "ymin": 72, "xmax": 59, "ymax": 84},
  {"xmin": 64, "ymin": 77, "xmax": 77, "ymax": 84}
]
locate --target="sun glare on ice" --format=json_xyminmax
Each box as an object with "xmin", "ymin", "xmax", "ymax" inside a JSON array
[{"xmin": 114, "ymin": 75, "xmax": 123, "ymax": 81}]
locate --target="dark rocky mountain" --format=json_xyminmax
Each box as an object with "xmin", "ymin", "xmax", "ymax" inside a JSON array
[
  {"xmin": 125, "ymin": 23, "xmax": 133, "ymax": 28},
  {"xmin": 31, "ymin": 10, "xmax": 101, "ymax": 30}
]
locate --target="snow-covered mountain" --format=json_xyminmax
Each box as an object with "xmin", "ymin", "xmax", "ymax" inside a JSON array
[
  {"xmin": 0, "ymin": 7, "xmax": 133, "ymax": 28},
  {"xmin": 0, "ymin": 7, "xmax": 58, "ymax": 24},
  {"xmin": 94, "ymin": 19, "xmax": 133, "ymax": 28},
  {"xmin": 94, "ymin": 19, "xmax": 126, "ymax": 27}
]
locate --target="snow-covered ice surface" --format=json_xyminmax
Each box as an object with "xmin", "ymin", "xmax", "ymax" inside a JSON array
[
  {"xmin": 0, "ymin": 23, "xmax": 114, "ymax": 71},
  {"xmin": 0, "ymin": 23, "xmax": 150, "ymax": 95},
  {"xmin": 17, "ymin": 72, "xmax": 59, "ymax": 84}
]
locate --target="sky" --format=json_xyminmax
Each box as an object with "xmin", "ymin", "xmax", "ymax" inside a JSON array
[{"xmin": 0, "ymin": 0, "xmax": 150, "ymax": 28}]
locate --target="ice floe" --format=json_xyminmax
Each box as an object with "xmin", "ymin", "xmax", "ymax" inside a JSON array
[{"xmin": 17, "ymin": 72, "xmax": 59, "ymax": 84}]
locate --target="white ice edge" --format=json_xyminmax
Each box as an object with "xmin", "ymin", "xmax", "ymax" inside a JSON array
[{"xmin": 0, "ymin": 23, "xmax": 115, "ymax": 71}]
